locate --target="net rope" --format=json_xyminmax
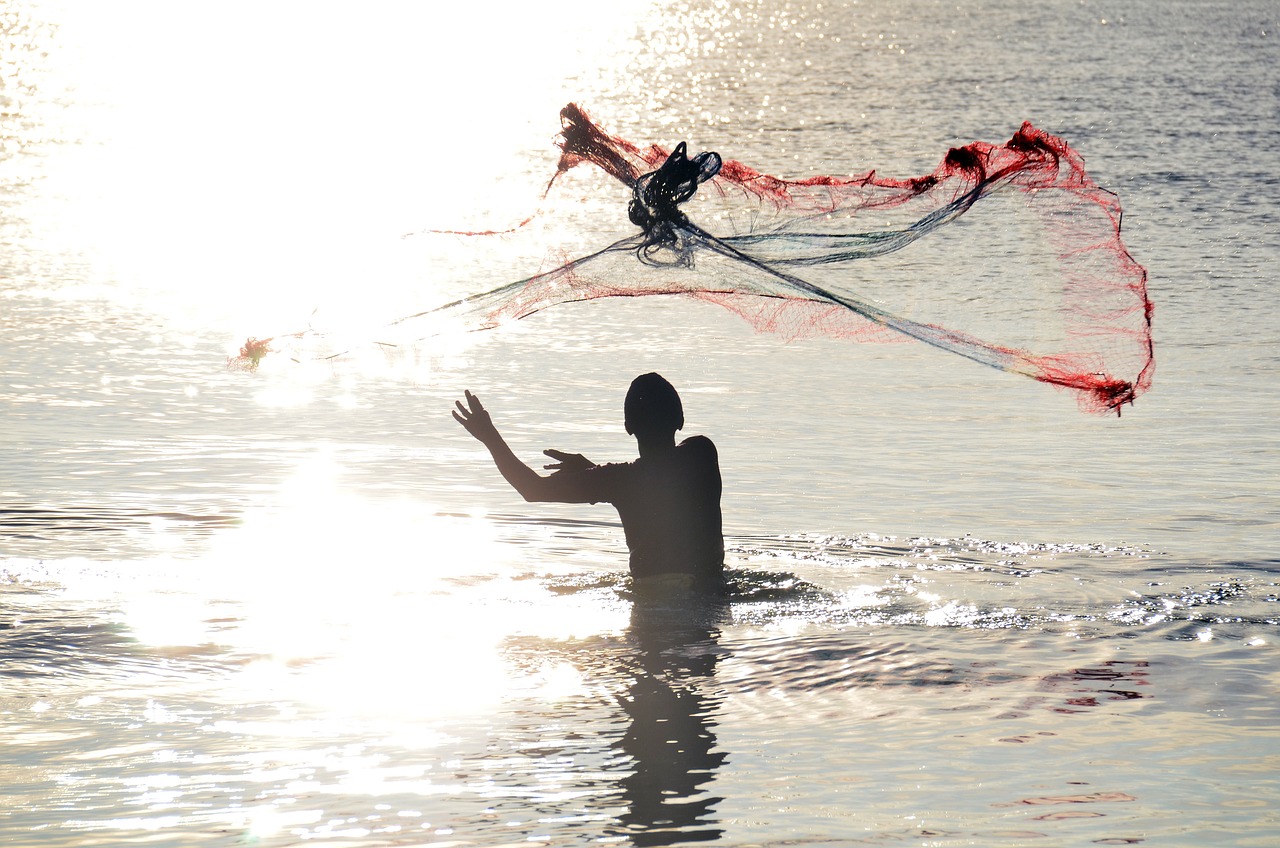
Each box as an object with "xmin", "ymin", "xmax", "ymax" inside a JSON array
[{"xmin": 235, "ymin": 104, "xmax": 1154, "ymax": 415}]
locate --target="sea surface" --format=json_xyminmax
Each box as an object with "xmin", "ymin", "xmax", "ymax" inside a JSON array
[{"xmin": 2, "ymin": 1, "xmax": 1278, "ymax": 846}]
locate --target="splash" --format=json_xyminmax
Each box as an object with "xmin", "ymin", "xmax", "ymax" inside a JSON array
[{"xmin": 236, "ymin": 104, "xmax": 1154, "ymax": 414}]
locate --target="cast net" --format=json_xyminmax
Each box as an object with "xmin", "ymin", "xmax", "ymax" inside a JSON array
[{"xmin": 235, "ymin": 104, "xmax": 1154, "ymax": 414}]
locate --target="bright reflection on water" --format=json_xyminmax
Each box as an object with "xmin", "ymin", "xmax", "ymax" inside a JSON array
[
  {"xmin": 5, "ymin": 487, "xmax": 1279, "ymax": 846},
  {"xmin": 2, "ymin": 454, "xmax": 638, "ymax": 845},
  {"xmin": 10, "ymin": 0, "xmax": 654, "ymax": 340}
]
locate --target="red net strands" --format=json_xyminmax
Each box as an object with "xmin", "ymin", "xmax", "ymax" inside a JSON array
[{"xmin": 236, "ymin": 104, "xmax": 1154, "ymax": 415}]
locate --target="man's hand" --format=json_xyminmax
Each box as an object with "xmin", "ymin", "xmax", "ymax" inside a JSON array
[
  {"xmin": 542, "ymin": 449, "xmax": 595, "ymax": 473},
  {"xmin": 452, "ymin": 390, "xmax": 500, "ymax": 444}
]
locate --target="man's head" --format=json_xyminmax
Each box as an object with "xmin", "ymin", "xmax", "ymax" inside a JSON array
[{"xmin": 624, "ymin": 373, "xmax": 684, "ymax": 437}]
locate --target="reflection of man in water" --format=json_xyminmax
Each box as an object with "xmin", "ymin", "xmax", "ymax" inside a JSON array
[
  {"xmin": 616, "ymin": 605, "xmax": 726, "ymax": 845},
  {"xmin": 453, "ymin": 373, "xmax": 724, "ymax": 594}
]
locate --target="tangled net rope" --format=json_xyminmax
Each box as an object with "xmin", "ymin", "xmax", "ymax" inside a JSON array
[{"xmin": 235, "ymin": 104, "xmax": 1153, "ymax": 415}]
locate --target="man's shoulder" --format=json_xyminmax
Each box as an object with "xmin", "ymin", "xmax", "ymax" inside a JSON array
[{"xmin": 678, "ymin": 435, "xmax": 718, "ymax": 456}]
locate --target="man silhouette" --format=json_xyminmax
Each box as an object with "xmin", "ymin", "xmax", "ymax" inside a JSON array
[{"xmin": 453, "ymin": 373, "xmax": 724, "ymax": 594}]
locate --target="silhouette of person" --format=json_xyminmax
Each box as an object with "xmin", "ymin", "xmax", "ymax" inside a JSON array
[{"xmin": 452, "ymin": 373, "xmax": 724, "ymax": 595}]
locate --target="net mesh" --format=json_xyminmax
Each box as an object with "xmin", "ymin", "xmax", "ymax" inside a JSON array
[{"xmin": 236, "ymin": 104, "xmax": 1154, "ymax": 415}]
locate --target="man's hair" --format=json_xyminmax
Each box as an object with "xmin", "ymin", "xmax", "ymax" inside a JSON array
[{"xmin": 624, "ymin": 373, "xmax": 684, "ymax": 435}]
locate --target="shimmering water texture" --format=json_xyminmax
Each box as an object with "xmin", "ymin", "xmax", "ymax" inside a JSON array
[
  {"xmin": 243, "ymin": 105, "xmax": 1154, "ymax": 415},
  {"xmin": 3, "ymin": 533, "xmax": 1276, "ymax": 847}
]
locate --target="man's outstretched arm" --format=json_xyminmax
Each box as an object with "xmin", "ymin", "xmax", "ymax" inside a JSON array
[{"xmin": 452, "ymin": 390, "xmax": 595, "ymax": 503}]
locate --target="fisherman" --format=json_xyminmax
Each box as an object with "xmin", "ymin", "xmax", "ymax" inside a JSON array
[{"xmin": 452, "ymin": 373, "xmax": 724, "ymax": 595}]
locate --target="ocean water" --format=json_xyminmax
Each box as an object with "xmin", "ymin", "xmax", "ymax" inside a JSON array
[{"xmin": 2, "ymin": 1, "xmax": 1278, "ymax": 846}]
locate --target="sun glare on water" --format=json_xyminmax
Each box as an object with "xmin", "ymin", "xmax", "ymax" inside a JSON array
[
  {"xmin": 23, "ymin": 0, "xmax": 654, "ymax": 343},
  {"xmin": 108, "ymin": 451, "xmax": 624, "ymax": 736},
  {"xmin": 3, "ymin": 1, "xmax": 656, "ymax": 756}
]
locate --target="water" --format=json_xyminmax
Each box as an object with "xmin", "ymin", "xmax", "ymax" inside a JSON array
[{"xmin": 2, "ymin": 0, "xmax": 1278, "ymax": 845}]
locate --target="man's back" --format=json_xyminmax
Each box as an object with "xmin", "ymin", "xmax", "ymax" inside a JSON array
[{"xmin": 581, "ymin": 435, "xmax": 723, "ymax": 584}]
